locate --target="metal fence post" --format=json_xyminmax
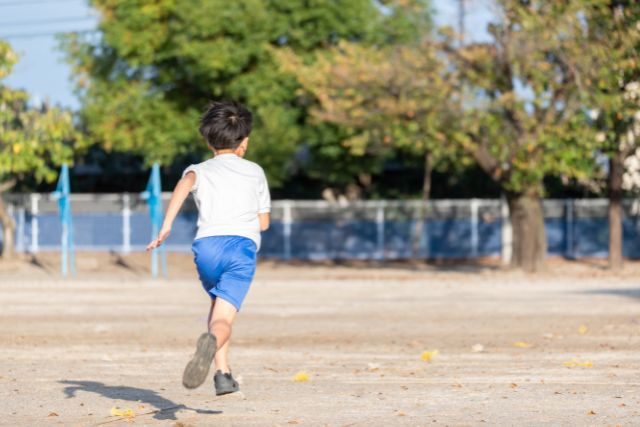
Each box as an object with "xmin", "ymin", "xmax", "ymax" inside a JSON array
[
  {"xmin": 376, "ymin": 202, "xmax": 385, "ymax": 260},
  {"xmin": 122, "ymin": 193, "xmax": 131, "ymax": 254},
  {"xmin": 283, "ymin": 201, "xmax": 292, "ymax": 260},
  {"xmin": 16, "ymin": 203, "xmax": 25, "ymax": 253},
  {"xmin": 7, "ymin": 202, "xmax": 15, "ymax": 249},
  {"xmin": 566, "ymin": 199, "xmax": 574, "ymax": 258},
  {"xmin": 500, "ymin": 196, "xmax": 512, "ymax": 265},
  {"xmin": 30, "ymin": 193, "xmax": 40, "ymax": 253},
  {"xmin": 470, "ymin": 198, "xmax": 479, "ymax": 257}
]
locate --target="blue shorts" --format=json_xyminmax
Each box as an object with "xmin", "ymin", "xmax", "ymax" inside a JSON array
[{"xmin": 192, "ymin": 236, "xmax": 257, "ymax": 311}]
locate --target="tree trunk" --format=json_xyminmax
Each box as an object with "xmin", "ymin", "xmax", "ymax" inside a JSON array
[
  {"xmin": 506, "ymin": 191, "xmax": 547, "ymax": 272},
  {"xmin": 412, "ymin": 152, "xmax": 433, "ymax": 257},
  {"xmin": 0, "ymin": 192, "xmax": 16, "ymax": 260},
  {"xmin": 608, "ymin": 151, "xmax": 624, "ymax": 271}
]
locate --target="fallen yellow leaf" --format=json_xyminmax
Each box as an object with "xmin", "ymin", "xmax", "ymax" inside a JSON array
[
  {"xmin": 578, "ymin": 325, "xmax": 588, "ymax": 335},
  {"xmin": 420, "ymin": 350, "xmax": 439, "ymax": 362},
  {"xmin": 563, "ymin": 358, "xmax": 593, "ymax": 368},
  {"xmin": 110, "ymin": 407, "xmax": 135, "ymax": 418},
  {"xmin": 293, "ymin": 371, "xmax": 309, "ymax": 382},
  {"xmin": 513, "ymin": 341, "xmax": 533, "ymax": 348}
]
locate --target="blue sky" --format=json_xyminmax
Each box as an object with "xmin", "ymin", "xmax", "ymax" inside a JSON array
[{"xmin": 1, "ymin": 0, "xmax": 494, "ymax": 110}]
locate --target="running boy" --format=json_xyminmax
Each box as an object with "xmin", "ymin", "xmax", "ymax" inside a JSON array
[{"xmin": 146, "ymin": 101, "xmax": 270, "ymax": 395}]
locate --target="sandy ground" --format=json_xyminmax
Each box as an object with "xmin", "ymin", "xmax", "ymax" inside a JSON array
[{"xmin": 1, "ymin": 253, "xmax": 639, "ymax": 426}]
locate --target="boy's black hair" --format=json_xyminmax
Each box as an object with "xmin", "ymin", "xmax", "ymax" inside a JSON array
[{"xmin": 199, "ymin": 101, "xmax": 253, "ymax": 150}]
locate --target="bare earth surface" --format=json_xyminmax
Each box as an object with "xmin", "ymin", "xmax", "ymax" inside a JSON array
[{"xmin": 1, "ymin": 253, "xmax": 639, "ymax": 426}]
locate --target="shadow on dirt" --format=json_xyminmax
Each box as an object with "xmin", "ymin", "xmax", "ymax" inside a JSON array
[
  {"xmin": 580, "ymin": 288, "xmax": 640, "ymax": 300},
  {"xmin": 264, "ymin": 258, "xmax": 503, "ymax": 273},
  {"xmin": 59, "ymin": 380, "xmax": 221, "ymax": 420}
]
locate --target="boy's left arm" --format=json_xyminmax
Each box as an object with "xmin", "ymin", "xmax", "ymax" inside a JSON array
[{"xmin": 146, "ymin": 172, "xmax": 196, "ymax": 251}]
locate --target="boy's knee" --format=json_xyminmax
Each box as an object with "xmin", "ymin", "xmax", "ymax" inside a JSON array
[{"xmin": 211, "ymin": 319, "xmax": 231, "ymax": 330}]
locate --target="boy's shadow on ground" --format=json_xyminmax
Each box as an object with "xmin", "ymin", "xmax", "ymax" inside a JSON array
[{"xmin": 59, "ymin": 380, "xmax": 221, "ymax": 421}]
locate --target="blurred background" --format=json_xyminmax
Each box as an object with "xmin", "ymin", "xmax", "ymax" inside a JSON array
[{"xmin": 1, "ymin": 0, "xmax": 639, "ymax": 272}]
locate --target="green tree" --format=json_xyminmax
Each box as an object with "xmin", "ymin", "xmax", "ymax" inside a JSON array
[
  {"xmin": 0, "ymin": 41, "xmax": 82, "ymax": 259},
  {"xmin": 444, "ymin": 0, "xmax": 600, "ymax": 271},
  {"xmin": 63, "ymin": 0, "xmax": 426, "ymax": 187},
  {"xmin": 572, "ymin": 0, "xmax": 640, "ymax": 270},
  {"xmin": 275, "ymin": 39, "xmax": 466, "ymax": 250}
]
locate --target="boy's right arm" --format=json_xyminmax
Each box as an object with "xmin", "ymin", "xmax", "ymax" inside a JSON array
[
  {"xmin": 146, "ymin": 171, "xmax": 196, "ymax": 251},
  {"xmin": 259, "ymin": 213, "xmax": 270, "ymax": 231}
]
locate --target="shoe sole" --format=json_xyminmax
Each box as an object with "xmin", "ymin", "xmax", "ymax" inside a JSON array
[
  {"xmin": 182, "ymin": 333, "xmax": 217, "ymax": 389},
  {"xmin": 215, "ymin": 388, "xmax": 238, "ymax": 396},
  {"xmin": 215, "ymin": 372, "xmax": 239, "ymax": 396}
]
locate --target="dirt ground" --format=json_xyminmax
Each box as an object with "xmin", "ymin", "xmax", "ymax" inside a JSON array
[{"xmin": 1, "ymin": 253, "xmax": 639, "ymax": 426}]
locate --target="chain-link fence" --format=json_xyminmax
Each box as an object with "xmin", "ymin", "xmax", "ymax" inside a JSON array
[{"xmin": 3, "ymin": 194, "xmax": 640, "ymax": 259}]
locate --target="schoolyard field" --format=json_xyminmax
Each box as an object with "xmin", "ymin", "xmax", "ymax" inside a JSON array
[{"xmin": 0, "ymin": 253, "xmax": 639, "ymax": 426}]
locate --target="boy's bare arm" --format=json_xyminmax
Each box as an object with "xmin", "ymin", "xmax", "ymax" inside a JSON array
[
  {"xmin": 259, "ymin": 213, "xmax": 270, "ymax": 231},
  {"xmin": 146, "ymin": 172, "xmax": 196, "ymax": 251}
]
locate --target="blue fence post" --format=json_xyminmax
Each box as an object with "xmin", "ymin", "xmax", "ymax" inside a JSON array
[
  {"xmin": 51, "ymin": 164, "xmax": 76, "ymax": 277},
  {"xmin": 141, "ymin": 163, "xmax": 168, "ymax": 278}
]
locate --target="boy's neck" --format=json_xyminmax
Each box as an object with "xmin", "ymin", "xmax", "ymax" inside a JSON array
[{"xmin": 214, "ymin": 149, "xmax": 239, "ymax": 157}]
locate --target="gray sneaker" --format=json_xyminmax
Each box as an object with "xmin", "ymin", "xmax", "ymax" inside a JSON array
[
  {"xmin": 182, "ymin": 333, "xmax": 217, "ymax": 389},
  {"xmin": 214, "ymin": 370, "xmax": 239, "ymax": 396}
]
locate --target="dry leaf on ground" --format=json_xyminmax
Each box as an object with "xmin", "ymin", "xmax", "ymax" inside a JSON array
[
  {"xmin": 564, "ymin": 359, "xmax": 593, "ymax": 368},
  {"xmin": 420, "ymin": 350, "xmax": 439, "ymax": 362},
  {"xmin": 110, "ymin": 407, "xmax": 135, "ymax": 418},
  {"xmin": 293, "ymin": 371, "xmax": 309, "ymax": 382},
  {"xmin": 513, "ymin": 341, "xmax": 533, "ymax": 348}
]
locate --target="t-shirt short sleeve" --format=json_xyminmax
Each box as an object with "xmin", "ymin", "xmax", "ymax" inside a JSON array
[
  {"xmin": 257, "ymin": 168, "xmax": 271, "ymax": 214},
  {"xmin": 182, "ymin": 164, "xmax": 199, "ymax": 192}
]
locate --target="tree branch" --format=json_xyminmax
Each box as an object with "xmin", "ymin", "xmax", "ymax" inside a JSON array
[
  {"xmin": 471, "ymin": 135, "xmax": 503, "ymax": 182},
  {"xmin": 0, "ymin": 178, "xmax": 17, "ymax": 194}
]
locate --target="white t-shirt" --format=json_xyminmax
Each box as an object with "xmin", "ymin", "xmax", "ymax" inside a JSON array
[{"xmin": 182, "ymin": 154, "xmax": 271, "ymax": 249}]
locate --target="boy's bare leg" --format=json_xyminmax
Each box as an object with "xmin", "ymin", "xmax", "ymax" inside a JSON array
[
  {"xmin": 214, "ymin": 340, "xmax": 231, "ymax": 373},
  {"xmin": 206, "ymin": 299, "xmax": 232, "ymax": 373},
  {"xmin": 207, "ymin": 297, "xmax": 237, "ymax": 360}
]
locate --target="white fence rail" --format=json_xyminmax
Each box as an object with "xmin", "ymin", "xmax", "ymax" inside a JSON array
[{"xmin": 2, "ymin": 194, "xmax": 640, "ymax": 260}]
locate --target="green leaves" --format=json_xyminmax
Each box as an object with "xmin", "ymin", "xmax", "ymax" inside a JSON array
[
  {"xmin": 0, "ymin": 42, "xmax": 83, "ymax": 189},
  {"xmin": 274, "ymin": 38, "xmax": 462, "ymax": 177},
  {"xmin": 445, "ymin": 0, "xmax": 617, "ymax": 194},
  {"xmin": 64, "ymin": 0, "xmax": 407, "ymax": 187}
]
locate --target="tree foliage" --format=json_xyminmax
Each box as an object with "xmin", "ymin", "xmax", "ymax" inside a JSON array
[
  {"xmin": 573, "ymin": 1, "xmax": 640, "ymax": 168},
  {"xmin": 0, "ymin": 41, "xmax": 82, "ymax": 258},
  {"xmin": 446, "ymin": 1, "xmax": 602, "ymax": 196},
  {"xmin": 275, "ymin": 39, "xmax": 466, "ymax": 197},
  {"xmin": 1, "ymin": 41, "xmax": 81, "ymax": 186},
  {"xmin": 566, "ymin": 0, "xmax": 640, "ymax": 270},
  {"xmin": 442, "ymin": 0, "xmax": 619, "ymax": 271},
  {"xmin": 63, "ymin": 0, "xmax": 428, "ymax": 187}
]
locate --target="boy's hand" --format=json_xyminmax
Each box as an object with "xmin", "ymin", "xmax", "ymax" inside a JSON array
[{"xmin": 146, "ymin": 226, "xmax": 171, "ymax": 251}]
